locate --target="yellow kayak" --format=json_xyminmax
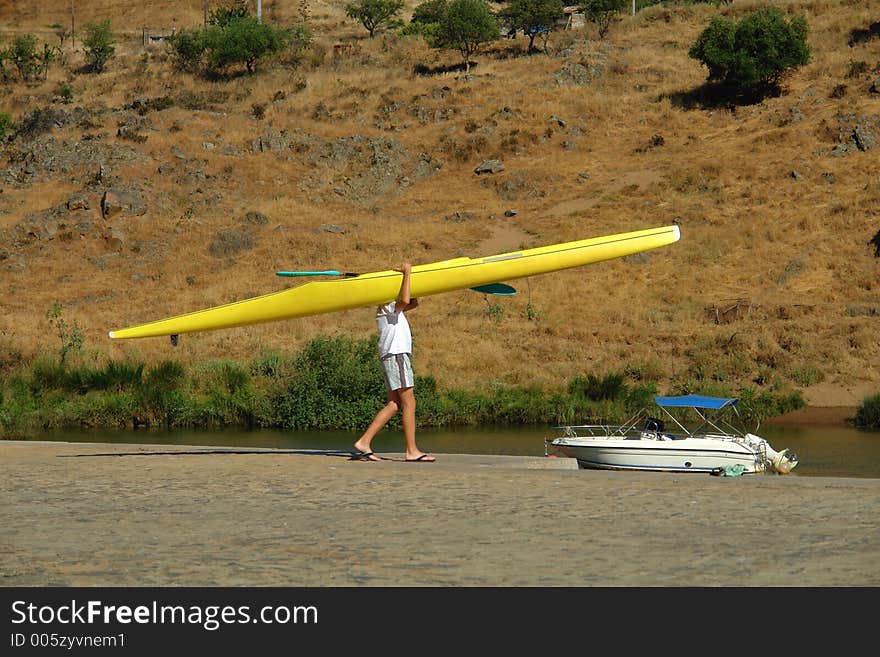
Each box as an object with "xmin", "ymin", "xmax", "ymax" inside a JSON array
[{"xmin": 109, "ymin": 224, "xmax": 680, "ymax": 340}]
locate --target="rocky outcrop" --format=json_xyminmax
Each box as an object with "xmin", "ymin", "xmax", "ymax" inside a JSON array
[
  {"xmin": 554, "ymin": 56, "xmax": 607, "ymax": 86},
  {"xmin": 101, "ymin": 188, "xmax": 147, "ymax": 219},
  {"xmin": 3, "ymin": 135, "xmax": 144, "ymax": 184},
  {"xmin": 12, "ymin": 200, "xmax": 95, "ymax": 245},
  {"xmin": 7, "ymin": 184, "xmax": 148, "ymax": 256},
  {"xmin": 838, "ymin": 114, "xmax": 879, "ymax": 152},
  {"xmin": 306, "ymin": 135, "xmax": 440, "ymax": 207},
  {"xmin": 474, "ymin": 159, "xmax": 505, "ymax": 175}
]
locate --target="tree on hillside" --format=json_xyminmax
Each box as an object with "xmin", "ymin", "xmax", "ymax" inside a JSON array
[
  {"xmin": 412, "ymin": 0, "xmax": 449, "ymax": 24},
  {"xmin": 37, "ymin": 44, "xmax": 56, "ymax": 81},
  {"xmin": 166, "ymin": 27, "xmax": 207, "ymax": 72},
  {"xmin": 401, "ymin": 0, "xmax": 448, "ymax": 45},
  {"xmin": 582, "ymin": 0, "xmax": 626, "ymax": 39},
  {"xmin": 203, "ymin": 16, "xmax": 296, "ymax": 74},
  {"xmin": 345, "ymin": 0, "xmax": 405, "ymax": 39},
  {"xmin": 435, "ymin": 0, "xmax": 500, "ymax": 74},
  {"xmin": 82, "ymin": 20, "xmax": 115, "ymax": 73},
  {"xmin": 168, "ymin": 10, "xmax": 309, "ymax": 77},
  {"xmin": 689, "ymin": 6, "xmax": 810, "ymax": 99},
  {"xmin": 3, "ymin": 34, "xmax": 58, "ymax": 82},
  {"xmin": 209, "ymin": 1, "xmax": 251, "ymax": 27},
  {"xmin": 8, "ymin": 34, "xmax": 39, "ymax": 81},
  {"xmin": 498, "ymin": 0, "xmax": 565, "ymax": 52}
]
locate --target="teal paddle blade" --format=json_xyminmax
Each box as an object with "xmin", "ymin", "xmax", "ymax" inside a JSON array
[
  {"xmin": 470, "ymin": 283, "xmax": 516, "ymax": 296},
  {"xmin": 276, "ymin": 270, "xmax": 342, "ymax": 277}
]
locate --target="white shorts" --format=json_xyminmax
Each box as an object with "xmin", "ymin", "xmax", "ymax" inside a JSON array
[{"xmin": 380, "ymin": 353, "xmax": 414, "ymax": 392}]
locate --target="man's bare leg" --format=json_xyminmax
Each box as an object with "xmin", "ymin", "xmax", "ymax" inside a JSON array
[
  {"xmin": 353, "ymin": 392, "xmax": 399, "ymax": 460},
  {"xmin": 399, "ymin": 386, "xmax": 434, "ymax": 462}
]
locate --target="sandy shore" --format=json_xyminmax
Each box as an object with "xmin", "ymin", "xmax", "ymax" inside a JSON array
[{"xmin": 2, "ymin": 440, "xmax": 878, "ymax": 587}]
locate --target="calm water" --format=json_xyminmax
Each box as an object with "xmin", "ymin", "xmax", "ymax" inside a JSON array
[{"xmin": 31, "ymin": 423, "xmax": 880, "ymax": 479}]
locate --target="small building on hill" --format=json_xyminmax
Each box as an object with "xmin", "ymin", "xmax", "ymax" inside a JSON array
[
  {"xmin": 562, "ymin": 6, "xmax": 585, "ymax": 30},
  {"xmin": 503, "ymin": 6, "xmax": 586, "ymax": 37},
  {"xmin": 142, "ymin": 28, "xmax": 175, "ymax": 48}
]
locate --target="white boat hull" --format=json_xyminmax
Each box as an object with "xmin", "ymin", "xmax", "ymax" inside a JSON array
[
  {"xmin": 549, "ymin": 436, "xmax": 764, "ymax": 473},
  {"xmin": 546, "ymin": 394, "xmax": 799, "ymax": 475}
]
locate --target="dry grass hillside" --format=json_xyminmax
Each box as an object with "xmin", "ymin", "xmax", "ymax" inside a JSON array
[{"xmin": 1, "ymin": 0, "xmax": 878, "ymax": 404}]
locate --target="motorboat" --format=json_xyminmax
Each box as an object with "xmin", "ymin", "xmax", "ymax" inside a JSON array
[{"xmin": 546, "ymin": 394, "xmax": 798, "ymax": 474}]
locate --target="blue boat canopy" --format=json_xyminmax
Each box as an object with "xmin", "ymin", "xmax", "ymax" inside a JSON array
[{"xmin": 654, "ymin": 395, "xmax": 738, "ymax": 410}]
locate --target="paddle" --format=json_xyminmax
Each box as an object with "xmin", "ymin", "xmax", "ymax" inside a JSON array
[
  {"xmin": 469, "ymin": 283, "xmax": 516, "ymax": 296},
  {"xmin": 275, "ymin": 270, "xmax": 360, "ymax": 277},
  {"xmin": 275, "ymin": 271, "xmax": 516, "ymax": 295}
]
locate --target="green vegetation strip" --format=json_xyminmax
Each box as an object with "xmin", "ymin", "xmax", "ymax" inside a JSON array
[{"xmin": 0, "ymin": 336, "xmax": 811, "ymax": 437}]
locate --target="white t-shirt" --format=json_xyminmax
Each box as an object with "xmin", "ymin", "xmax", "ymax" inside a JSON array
[{"xmin": 375, "ymin": 302, "xmax": 412, "ymax": 357}]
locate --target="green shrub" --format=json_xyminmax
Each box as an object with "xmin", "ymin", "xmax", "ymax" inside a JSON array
[
  {"xmin": 434, "ymin": 0, "xmax": 499, "ymax": 74},
  {"xmin": 37, "ymin": 43, "xmax": 56, "ymax": 80},
  {"xmin": 8, "ymin": 33, "xmax": 39, "ymax": 81},
  {"xmin": 345, "ymin": 0, "xmax": 405, "ymax": 39},
  {"xmin": 143, "ymin": 360, "xmax": 185, "ymax": 390},
  {"xmin": 0, "ymin": 111, "xmax": 13, "ymax": 142},
  {"xmin": 76, "ymin": 391, "xmax": 139, "ymax": 428},
  {"xmin": 399, "ymin": 20, "xmax": 441, "ymax": 46},
  {"xmin": 789, "ymin": 365, "xmax": 824, "ymax": 387},
  {"xmin": 45, "ymin": 302, "xmax": 83, "ymax": 365},
  {"xmin": 250, "ymin": 350, "xmax": 287, "ymax": 378},
  {"xmin": 195, "ymin": 360, "xmax": 250, "ymax": 395},
  {"xmin": 584, "ymin": 0, "xmax": 627, "ymax": 40},
  {"xmin": 208, "ymin": 1, "xmax": 251, "ymax": 27},
  {"xmin": 689, "ymin": 6, "xmax": 810, "ymax": 98},
  {"xmin": 82, "ymin": 20, "xmax": 116, "ymax": 72},
  {"xmin": 569, "ymin": 372, "xmax": 628, "ymax": 401},
  {"xmin": 81, "ymin": 360, "xmax": 144, "ymax": 393},
  {"xmin": 58, "ymin": 82, "xmax": 74, "ymax": 103},
  {"xmin": 203, "ymin": 16, "xmax": 295, "ymax": 75},
  {"xmin": 412, "ymin": 0, "xmax": 448, "ymax": 24},
  {"xmin": 166, "ymin": 28, "xmax": 207, "ymax": 72},
  {"xmin": 193, "ymin": 360, "xmax": 255, "ymax": 426},
  {"xmin": 402, "ymin": 0, "xmax": 446, "ymax": 45},
  {"xmin": 139, "ymin": 360, "xmax": 187, "ymax": 425},
  {"xmin": 499, "ymin": 0, "xmax": 563, "ymax": 51},
  {"xmin": 270, "ymin": 336, "xmax": 386, "ymax": 430},
  {"xmin": 29, "ymin": 356, "xmax": 68, "ymax": 392},
  {"xmin": 626, "ymin": 382, "xmax": 658, "ymax": 409},
  {"xmin": 485, "ymin": 301, "xmax": 504, "ymax": 322},
  {"xmin": 854, "ymin": 394, "xmax": 880, "ymax": 430},
  {"xmin": 735, "ymin": 386, "xmax": 804, "ymax": 425},
  {"xmin": 169, "ymin": 6, "xmax": 312, "ymax": 75}
]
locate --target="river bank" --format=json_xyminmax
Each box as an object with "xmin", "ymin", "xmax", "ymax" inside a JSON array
[
  {"xmin": 765, "ymin": 406, "xmax": 856, "ymax": 427},
  {"xmin": 766, "ymin": 381, "xmax": 879, "ymax": 427},
  {"xmin": 10, "ymin": 335, "xmax": 858, "ymax": 437},
  {"xmin": 2, "ymin": 440, "xmax": 878, "ymax": 586}
]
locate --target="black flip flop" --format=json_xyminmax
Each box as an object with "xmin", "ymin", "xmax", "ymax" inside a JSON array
[
  {"xmin": 351, "ymin": 450, "xmax": 379, "ymax": 461},
  {"xmin": 405, "ymin": 454, "xmax": 435, "ymax": 462}
]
